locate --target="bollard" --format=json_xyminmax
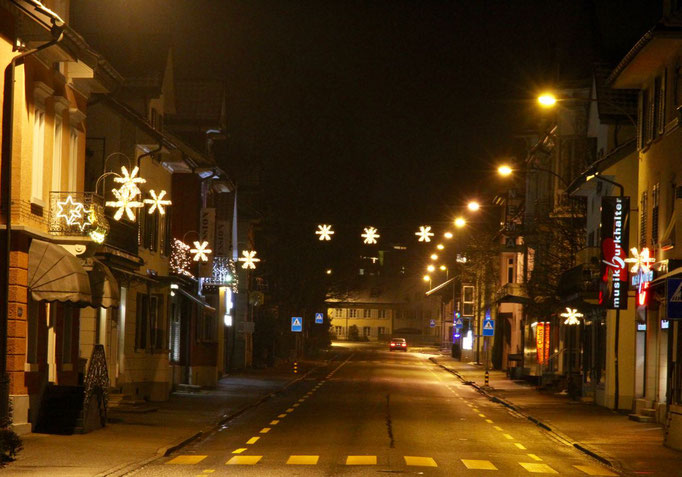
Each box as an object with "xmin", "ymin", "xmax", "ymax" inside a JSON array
[{"xmin": 484, "ymin": 370, "xmax": 489, "ymax": 386}]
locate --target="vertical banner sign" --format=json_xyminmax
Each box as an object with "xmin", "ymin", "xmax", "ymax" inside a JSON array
[
  {"xmin": 215, "ymin": 219, "xmax": 230, "ymax": 257},
  {"xmin": 600, "ymin": 196, "xmax": 630, "ymax": 309},
  {"xmin": 536, "ymin": 322, "xmax": 545, "ymax": 364},
  {"xmin": 199, "ymin": 208, "xmax": 216, "ymax": 277}
]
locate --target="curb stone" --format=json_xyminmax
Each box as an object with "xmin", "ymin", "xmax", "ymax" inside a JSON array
[{"xmin": 429, "ymin": 357, "xmax": 621, "ymax": 474}]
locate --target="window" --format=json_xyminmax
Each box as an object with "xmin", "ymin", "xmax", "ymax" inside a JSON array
[
  {"xmin": 639, "ymin": 89, "xmax": 650, "ymax": 148},
  {"xmin": 335, "ymin": 308, "xmax": 344, "ymax": 318},
  {"xmin": 507, "ymin": 257, "xmax": 514, "ymax": 283},
  {"xmin": 363, "ymin": 326, "xmax": 370, "ymax": 337},
  {"xmin": 378, "ymin": 326, "xmax": 386, "ymax": 336},
  {"xmin": 150, "ymin": 295, "xmax": 164, "ymax": 349},
  {"xmin": 335, "ymin": 325, "xmax": 343, "ymax": 336},
  {"xmin": 68, "ymin": 129, "xmax": 78, "ymax": 190},
  {"xmin": 640, "ymin": 191, "xmax": 648, "ymax": 248},
  {"xmin": 31, "ymin": 109, "xmax": 45, "ymax": 203},
  {"xmin": 160, "ymin": 208, "xmax": 171, "ymax": 256},
  {"xmin": 378, "ymin": 309, "xmax": 387, "ymax": 319},
  {"xmin": 141, "ymin": 203, "xmax": 159, "ymax": 251},
  {"xmin": 349, "ymin": 309, "xmax": 358, "ymax": 318},
  {"xmin": 652, "ymin": 183, "xmax": 660, "ymax": 245},
  {"xmin": 363, "ymin": 309, "xmax": 371, "ymax": 318},
  {"xmin": 51, "ymin": 119, "xmax": 62, "ymax": 192},
  {"xmin": 135, "ymin": 293, "xmax": 149, "ymax": 350}
]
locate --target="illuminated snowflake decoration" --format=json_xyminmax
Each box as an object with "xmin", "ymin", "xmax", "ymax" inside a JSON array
[
  {"xmin": 106, "ymin": 186, "xmax": 143, "ymax": 221},
  {"xmin": 238, "ymin": 250, "xmax": 260, "ymax": 269},
  {"xmin": 190, "ymin": 241, "xmax": 212, "ymax": 262},
  {"xmin": 170, "ymin": 239, "xmax": 194, "ymax": 278},
  {"xmin": 624, "ymin": 247, "xmax": 655, "ymax": 274},
  {"xmin": 144, "ymin": 189, "xmax": 172, "ymax": 215},
  {"xmin": 361, "ymin": 227, "xmax": 380, "ymax": 244},
  {"xmin": 113, "ymin": 166, "xmax": 146, "ymax": 197},
  {"xmin": 56, "ymin": 195, "xmax": 85, "ymax": 226},
  {"xmin": 415, "ymin": 225, "xmax": 434, "ymax": 242},
  {"xmin": 315, "ymin": 224, "xmax": 334, "ymax": 241},
  {"xmin": 560, "ymin": 307, "xmax": 583, "ymax": 326}
]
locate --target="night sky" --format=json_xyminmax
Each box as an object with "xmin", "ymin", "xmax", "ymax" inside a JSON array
[{"xmin": 75, "ymin": 0, "xmax": 660, "ymax": 240}]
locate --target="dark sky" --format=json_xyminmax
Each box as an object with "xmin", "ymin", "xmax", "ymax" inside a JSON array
[{"xmin": 75, "ymin": 0, "xmax": 660, "ymax": 239}]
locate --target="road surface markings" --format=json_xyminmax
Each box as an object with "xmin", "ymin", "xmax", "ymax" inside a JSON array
[
  {"xmin": 286, "ymin": 455, "xmax": 319, "ymax": 465},
  {"xmin": 404, "ymin": 456, "xmax": 437, "ymax": 467},
  {"xmin": 269, "ymin": 420, "xmax": 279, "ymax": 425},
  {"xmin": 573, "ymin": 464, "xmax": 617, "ymax": 476},
  {"xmin": 493, "ymin": 426, "xmax": 504, "ymax": 431},
  {"xmin": 260, "ymin": 427, "xmax": 271, "ymax": 434},
  {"xmin": 478, "ymin": 413, "xmax": 486, "ymax": 417},
  {"xmin": 226, "ymin": 456, "xmax": 262, "ymax": 465},
  {"xmin": 527, "ymin": 454, "xmax": 542, "ymax": 461},
  {"xmin": 346, "ymin": 455, "xmax": 377, "ymax": 465},
  {"xmin": 232, "ymin": 448, "xmax": 247, "ymax": 454},
  {"xmin": 485, "ymin": 419, "xmax": 494, "ymax": 424},
  {"xmin": 519, "ymin": 462, "xmax": 558, "ymax": 473},
  {"xmin": 514, "ymin": 443, "xmax": 527, "ymax": 450},
  {"xmin": 298, "ymin": 398, "xmax": 306, "ymax": 402},
  {"xmin": 166, "ymin": 455, "xmax": 207, "ymax": 465},
  {"xmin": 278, "ymin": 414, "xmax": 287, "ymax": 418},
  {"xmin": 504, "ymin": 433, "xmax": 514, "ymax": 440},
  {"xmin": 201, "ymin": 471, "xmax": 215, "ymax": 474},
  {"xmin": 246, "ymin": 437, "xmax": 260, "ymax": 444},
  {"xmin": 286, "ymin": 408, "xmax": 295, "ymax": 412},
  {"xmin": 461, "ymin": 459, "xmax": 497, "ymax": 470},
  {"xmin": 293, "ymin": 403, "xmax": 300, "ymax": 407}
]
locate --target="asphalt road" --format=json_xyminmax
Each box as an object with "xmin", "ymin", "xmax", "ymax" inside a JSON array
[{"xmin": 133, "ymin": 343, "xmax": 618, "ymax": 476}]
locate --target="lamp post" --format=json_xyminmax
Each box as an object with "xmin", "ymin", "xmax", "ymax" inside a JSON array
[{"xmin": 537, "ymin": 92, "xmax": 637, "ymax": 129}]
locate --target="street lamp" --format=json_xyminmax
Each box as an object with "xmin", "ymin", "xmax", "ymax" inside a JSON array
[
  {"xmin": 427, "ymin": 265, "xmax": 436, "ymax": 272},
  {"xmin": 497, "ymin": 165, "xmax": 513, "ymax": 177},
  {"xmin": 444, "ymin": 231, "xmax": 453, "ymax": 239},
  {"xmin": 454, "ymin": 217, "xmax": 466, "ymax": 228},
  {"xmin": 536, "ymin": 92, "xmax": 636, "ymax": 128},
  {"xmin": 467, "ymin": 201, "xmax": 480, "ymax": 212},
  {"xmin": 430, "ymin": 253, "xmax": 438, "ymax": 260},
  {"xmin": 538, "ymin": 93, "xmax": 558, "ymax": 107},
  {"xmin": 436, "ymin": 243, "xmax": 445, "ymax": 250}
]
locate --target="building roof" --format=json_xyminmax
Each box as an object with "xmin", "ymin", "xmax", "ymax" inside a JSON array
[{"xmin": 593, "ymin": 64, "xmax": 638, "ymax": 122}]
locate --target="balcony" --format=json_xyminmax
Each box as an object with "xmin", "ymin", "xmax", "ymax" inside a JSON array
[
  {"xmin": 494, "ymin": 282, "xmax": 530, "ymax": 305},
  {"xmin": 48, "ymin": 192, "xmax": 109, "ymax": 241}
]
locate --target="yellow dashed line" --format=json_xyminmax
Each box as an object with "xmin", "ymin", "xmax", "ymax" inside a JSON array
[
  {"xmin": 278, "ymin": 414, "xmax": 287, "ymax": 418},
  {"xmin": 202, "ymin": 471, "xmax": 215, "ymax": 474},
  {"xmin": 519, "ymin": 462, "xmax": 558, "ymax": 473},
  {"xmin": 246, "ymin": 436, "xmax": 260, "ymax": 445},
  {"xmin": 293, "ymin": 403, "xmax": 300, "ymax": 407},
  {"xmin": 514, "ymin": 443, "xmax": 527, "ymax": 450},
  {"xmin": 485, "ymin": 419, "xmax": 494, "ymax": 424},
  {"xmin": 478, "ymin": 413, "xmax": 486, "ymax": 417},
  {"xmin": 286, "ymin": 408, "xmax": 295, "ymax": 413},
  {"xmin": 504, "ymin": 433, "xmax": 514, "ymax": 440},
  {"xmin": 286, "ymin": 455, "xmax": 319, "ymax": 465},
  {"xmin": 260, "ymin": 427, "xmax": 270, "ymax": 434},
  {"xmin": 226, "ymin": 456, "xmax": 262, "ymax": 465},
  {"xmin": 527, "ymin": 454, "xmax": 542, "ymax": 461},
  {"xmin": 493, "ymin": 426, "xmax": 504, "ymax": 431},
  {"xmin": 232, "ymin": 448, "xmax": 247, "ymax": 454},
  {"xmin": 462, "ymin": 459, "xmax": 497, "ymax": 470},
  {"xmin": 166, "ymin": 455, "xmax": 207, "ymax": 465},
  {"xmin": 346, "ymin": 455, "xmax": 377, "ymax": 465},
  {"xmin": 404, "ymin": 456, "xmax": 437, "ymax": 467},
  {"xmin": 269, "ymin": 420, "xmax": 279, "ymax": 425}
]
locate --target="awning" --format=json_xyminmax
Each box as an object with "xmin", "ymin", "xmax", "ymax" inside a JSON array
[
  {"xmin": 88, "ymin": 259, "xmax": 120, "ymax": 308},
  {"xmin": 425, "ymin": 277, "xmax": 455, "ymax": 297},
  {"xmin": 651, "ymin": 267, "xmax": 682, "ymax": 286},
  {"xmin": 28, "ymin": 239, "xmax": 92, "ymax": 304},
  {"xmin": 175, "ymin": 287, "xmax": 216, "ymax": 312}
]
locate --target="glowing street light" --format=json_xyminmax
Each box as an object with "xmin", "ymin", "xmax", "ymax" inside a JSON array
[
  {"xmin": 439, "ymin": 265, "xmax": 447, "ymax": 271},
  {"xmin": 444, "ymin": 231, "xmax": 453, "ymax": 239},
  {"xmin": 454, "ymin": 217, "xmax": 466, "ymax": 228},
  {"xmin": 467, "ymin": 201, "xmax": 480, "ymax": 212},
  {"xmin": 427, "ymin": 265, "xmax": 435, "ymax": 272},
  {"xmin": 436, "ymin": 243, "xmax": 444, "ymax": 250},
  {"xmin": 538, "ymin": 93, "xmax": 557, "ymax": 108},
  {"xmin": 326, "ymin": 269, "xmax": 332, "ymax": 275},
  {"xmin": 423, "ymin": 275, "xmax": 431, "ymax": 282},
  {"xmin": 430, "ymin": 254, "xmax": 438, "ymax": 260},
  {"xmin": 497, "ymin": 165, "xmax": 513, "ymax": 177}
]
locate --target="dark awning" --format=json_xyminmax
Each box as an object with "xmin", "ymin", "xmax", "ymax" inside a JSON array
[
  {"xmin": 28, "ymin": 239, "xmax": 92, "ymax": 304},
  {"xmin": 88, "ymin": 259, "xmax": 120, "ymax": 308}
]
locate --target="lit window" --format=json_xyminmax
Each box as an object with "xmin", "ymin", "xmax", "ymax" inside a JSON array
[{"xmin": 31, "ymin": 109, "xmax": 46, "ymax": 203}]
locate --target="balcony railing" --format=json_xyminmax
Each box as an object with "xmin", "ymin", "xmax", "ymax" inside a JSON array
[
  {"xmin": 494, "ymin": 282, "xmax": 529, "ymax": 304},
  {"xmin": 48, "ymin": 191, "xmax": 109, "ymax": 241}
]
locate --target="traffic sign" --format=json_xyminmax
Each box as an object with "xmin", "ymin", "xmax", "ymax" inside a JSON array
[
  {"xmin": 667, "ymin": 278, "xmax": 682, "ymax": 319},
  {"xmin": 429, "ymin": 319, "xmax": 436, "ymax": 328},
  {"xmin": 291, "ymin": 317, "xmax": 303, "ymax": 332},
  {"xmin": 315, "ymin": 313, "xmax": 324, "ymax": 324},
  {"xmin": 454, "ymin": 318, "xmax": 463, "ymax": 329},
  {"xmin": 482, "ymin": 318, "xmax": 495, "ymax": 337}
]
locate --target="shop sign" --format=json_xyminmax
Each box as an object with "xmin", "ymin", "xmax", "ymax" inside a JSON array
[
  {"xmin": 536, "ymin": 322, "xmax": 550, "ymax": 364},
  {"xmin": 627, "ymin": 247, "xmax": 655, "ymax": 306},
  {"xmin": 199, "ymin": 208, "xmax": 216, "ymax": 277},
  {"xmin": 600, "ymin": 196, "xmax": 630, "ymax": 309}
]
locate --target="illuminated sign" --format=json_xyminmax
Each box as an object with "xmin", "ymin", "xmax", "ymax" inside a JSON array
[
  {"xmin": 626, "ymin": 247, "xmax": 655, "ymax": 306},
  {"xmin": 600, "ymin": 196, "xmax": 630, "ymax": 309},
  {"xmin": 462, "ymin": 330, "xmax": 473, "ymax": 350},
  {"xmin": 536, "ymin": 322, "xmax": 550, "ymax": 364}
]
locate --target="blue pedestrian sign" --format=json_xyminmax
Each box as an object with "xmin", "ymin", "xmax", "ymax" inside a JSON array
[
  {"xmin": 454, "ymin": 317, "xmax": 463, "ymax": 329},
  {"xmin": 482, "ymin": 318, "xmax": 495, "ymax": 337},
  {"xmin": 667, "ymin": 278, "xmax": 682, "ymax": 319},
  {"xmin": 315, "ymin": 313, "xmax": 324, "ymax": 324},
  {"xmin": 291, "ymin": 317, "xmax": 303, "ymax": 332},
  {"xmin": 429, "ymin": 319, "xmax": 436, "ymax": 328}
]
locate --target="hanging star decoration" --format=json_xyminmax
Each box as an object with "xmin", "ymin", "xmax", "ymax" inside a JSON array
[
  {"xmin": 560, "ymin": 307, "xmax": 583, "ymax": 325},
  {"xmin": 106, "ymin": 166, "xmax": 145, "ymax": 221},
  {"xmin": 190, "ymin": 240, "xmax": 212, "ymax": 262},
  {"xmin": 362, "ymin": 226, "xmax": 380, "ymax": 244},
  {"xmin": 238, "ymin": 250, "xmax": 260, "ymax": 269},
  {"xmin": 315, "ymin": 224, "xmax": 334, "ymax": 241},
  {"xmin": 170, "ymin": 239, "xmax": 194, "ymax": 277},
  {"xmin": 624, "ymin": 247, "xmax": 655, "ymax": 274},
  {"xmin": 415, "ymin": 225, "xmax": 434, "ymax": 242},
  {"xmin": 56, "ymin": 195, "xmax": 86, "ymax": 226},
  {"xmin": 144, "ymin": 189, "xmax": 172, "ymax": 215}
]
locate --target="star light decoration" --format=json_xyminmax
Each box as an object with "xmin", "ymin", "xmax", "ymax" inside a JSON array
[
  {"xmin": 56, "ymin": 195, "xmax": 85, "ymax": 226},
  {"xmin": 415, "ymin": 225, "xmax": 434, "ymax": 242},
  {"xmin": 361, "ymin": 226, "xmax": 380, "ymax": 244},
  {"xmin": 560, "ymin": 307, "xmax": 583, "ymax": 326},
  {"xmin": 624, "ymin": 247, "xmax": 655, "ymax": 274},
  {"xmin": 106, "ymin": 166, "xmax": 145, "ymax": 221},
  {"xmin": 144, "ymin": 189, "xmax": 172, "ymax": 215},
  {"xmin": 238, "ymin": 250, "xmax": 260, "ymax": 269},
  {"xmin": 190, "ymin": 241, "xmax": 212, "ymax": 262},
  {"xmin": 315, "ymin": 224, "xmax": 334, "ymax": 241}
]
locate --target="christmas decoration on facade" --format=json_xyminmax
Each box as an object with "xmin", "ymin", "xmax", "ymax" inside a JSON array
[
  {"xmin": 560, "ymin": 307, "xmax": 583, "ymax": 325},
  {"xmin": 144, "ymin": 189, "xmax": 172, "ymax": 215},
  {"xmin": 56, "ymin": 195, "xmax": 86, "ymax": 226},
  {"xmin": 239, "ymin": 250, "xmax": 260, "ymax": 269},
  {"xmin": 626, "ymin": 247, "xmax": 655, "ymax": 306},
  {"xmin": 315, "ymin": 224, "xmax": 334, "ymax": 241},
  {"xmin": 170, "ymin": 239, "xmax": 194, "ymax": 278},
  {"xmin": 361, "ymin": 226, "xmax": 380, "ymax": 244},
  {"xmin": 415, "ymin": 225, "xmax": 434, "ymax": 242},
  {"xmin": 49, "ymin": 192, "xmax": 110, "ymax": 242},
  {"xmin": 203, "ymin": 256, "xmax": 238, "ymax": 291},
  {"xmin": 113, "ymin": 165, "xmax": 145, "ymax": 196},
  {"xmin": 190, "ymin": 241, "xmax": 212, "ymax": 262}
]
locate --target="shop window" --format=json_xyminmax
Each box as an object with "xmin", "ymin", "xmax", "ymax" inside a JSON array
[{"xmin": 169, "ymin": 303, "xmax": 181, "ymax": 362}]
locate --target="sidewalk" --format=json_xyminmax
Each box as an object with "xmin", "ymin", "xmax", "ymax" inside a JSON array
[
  {"xmin": 432, "ymin": 355, "xmax": 682, "ymax": 477},
  {"xmin": 5, "ymin": 363, "xmax": 316, "ymax": 476}
]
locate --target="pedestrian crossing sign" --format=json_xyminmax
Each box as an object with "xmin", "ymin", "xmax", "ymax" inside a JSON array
[
  {"xmin": 667, "ymin": 278, "xmax": 682, "ymax": 319},
  {"xmin": 482, "ymin": 318, "xmax": 495, "ymax": 337},
  {"xmin": 315, "ymin": 313, "xmax": 324, "ymax": 324},
  {"xmin": 291, "ymin": 317, "xmax": 303, "ymax": 332},
  {"xmin": 454, "ymin": 318, "xmax": 463, "ymax": 329}
]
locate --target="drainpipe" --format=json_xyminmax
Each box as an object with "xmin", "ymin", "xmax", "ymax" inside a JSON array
[{"xmin": 1, "ymin": 30, "xmax": 64, "ymax": 426}]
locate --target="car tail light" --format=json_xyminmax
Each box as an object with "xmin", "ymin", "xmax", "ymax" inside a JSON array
[
  {"xmin": 390, "ymin": 343, "xmax": 395, "ymax": 346},
  {"xmin": 402, "ymin": 343, "xmax": 406, "ymax": 347}
]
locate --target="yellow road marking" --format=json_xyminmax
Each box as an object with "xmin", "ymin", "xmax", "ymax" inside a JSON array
[
  {"xmin": 346, "ymin": 455, "xmax": 377, "ymax": 465},
  {"xmin": 504, "ymin": 433, "xmax": 514, "ymax": 440},
  {"xmin": 473, "ymin": 408, "xmax": 480, "ymax": 413},
  {"xmin": 478, "ymin": 413, "xmax": 486, "ymax": 417},
  {"xmin": 270, "ymin": 420, "xmax": 279, "ymax": 425},
  {"xmin": 404, "ymin": 456, "xmax": 437, "ymax": 467},
  {"xmin": 573, "ymin": 464, "xmax": 617, "ymax": 476},
  {"xmin": 520, "ymin": 462, "xmax": 558, "ymax": 473},
  {"xmin": 298, "ymin": 398, "xmax": 305, "ymax": 402},
  {"xmin": 286, "ymin": 408, "xmax": 295, "ymax": 412},
  {"xmin": 461, "ymin": 459, "xmax": 497, "ymax": 470},
  {"xmin": 260, "ymin": 427, "xmax": 270, "ymax": 433},
  {"xmin": 166, "ymin": 455, "xmax": 207, "ymax": 465},
  {"xmin": 293, "ymin": 403, "xmax": 300, "ymax": 407},
  {"xmin": 515, "ymin": 443, "xmax": 527, "ymax": 450},
  {"xmin": 226, "ymin": 456, "xmax": 262, "ymax": 465},
  {"xmin": 286, "ymin": 455, "xmax": 319, "ymax": 465},
  {"xmin": 485, "ymin": 419, "xmax": 494, "ymax": 424},
  {"xmin": 202, "ymin": 471, "xmax": 215, "ymax": 474},
  {"xmin": 278, "ymin": 414, "xmax": 287, "ymax": 418},
  {"xmin": 527, "ymin": 454, "xmax": 542, "ymax": 461},
  {"xmin": 232, "ymin": 448, "xmax": 247, "ymax": 454},
  {"xmin": 493, "ymin": 426, "xmax": 503, "ymax": 431},
  {"xmin": 246, "ymin": 436, "xmax": 260, "ymax": 444}
]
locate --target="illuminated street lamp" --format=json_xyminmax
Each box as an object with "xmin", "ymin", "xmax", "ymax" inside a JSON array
[
  {"xmin": 467, "ymin": 201, "xmax": 480, "ymax": 212},
  {"xmin": 423, "ymin": 275, "xmax": 430, "ymax": 281},
  {"xmin": 497, "ymin": 165, "xmax": 513, "ymax": 177},
  {"xmin": 436, "ymin": 243, "xmax": 444, "ymax": 250},
  {"xmin": 439, "ymin": 265, "xmax": 447, "ymax": 271},
  {"xmin": 430, "ymin": 254, "xmax": 438, "ymax": 260},
  {"xmin": 454, "ymin": 217, "xmax": 466, "ymax": 228},
  {"xmin": 444, "ymin": 231, "xmax": 453, "ymax": 239},
  {"xmin": 538, "ymin": 93, "xmax": 557, "ymax": 107},
  {"xmin": 427, "ymin": 265, "xmax": 435, "ymax": 272}
]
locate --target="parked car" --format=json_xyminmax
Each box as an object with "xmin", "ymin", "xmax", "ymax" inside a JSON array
[{"xmin": 389, "ymin": 338, "xmax": 407, "ymax": 351}]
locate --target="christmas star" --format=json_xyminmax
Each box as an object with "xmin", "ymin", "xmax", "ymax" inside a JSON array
[
  {"xmin": 113, "ymin": 165, "xmax": 146, "ymax": 197},
  {"xmin": 316, "ymin": 224, "xmax": 334, "ymax": 241},
  {"xmin": 106, "ymin": 187, "xmax": 143, "ymax": 221},
  {"xmin": 238, "ymin": 250, "xmax": 260, "ymax": 269},
  {"xmin": 190, "ymin": 241, "xmax": 212, "ymax": 262},
  {"xmin": 415, "ymin": 225, "xmax": 434, "ymax": 242},
  {"xmin": 560, "ymin": 307, "xmax": 583, "ymax": 325},
  {"xmin": 56, "ymin": 195, "xmax": 85, "ymax": 226},
  {"xmin": 624, "ymin": 247, "xmax": 655, "ymax": 274},
  {"xmin": 361, "ymin": 227, "xmax": 380, "ymax": 244},
  {"xmin": 144, "ymin": 189, "xmax": 172, "ymax": 215}
]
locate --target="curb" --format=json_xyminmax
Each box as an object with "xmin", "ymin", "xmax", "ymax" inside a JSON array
[{"xmin": 429, "ymin": 357, "xmax": 619, "ymax": 472}]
